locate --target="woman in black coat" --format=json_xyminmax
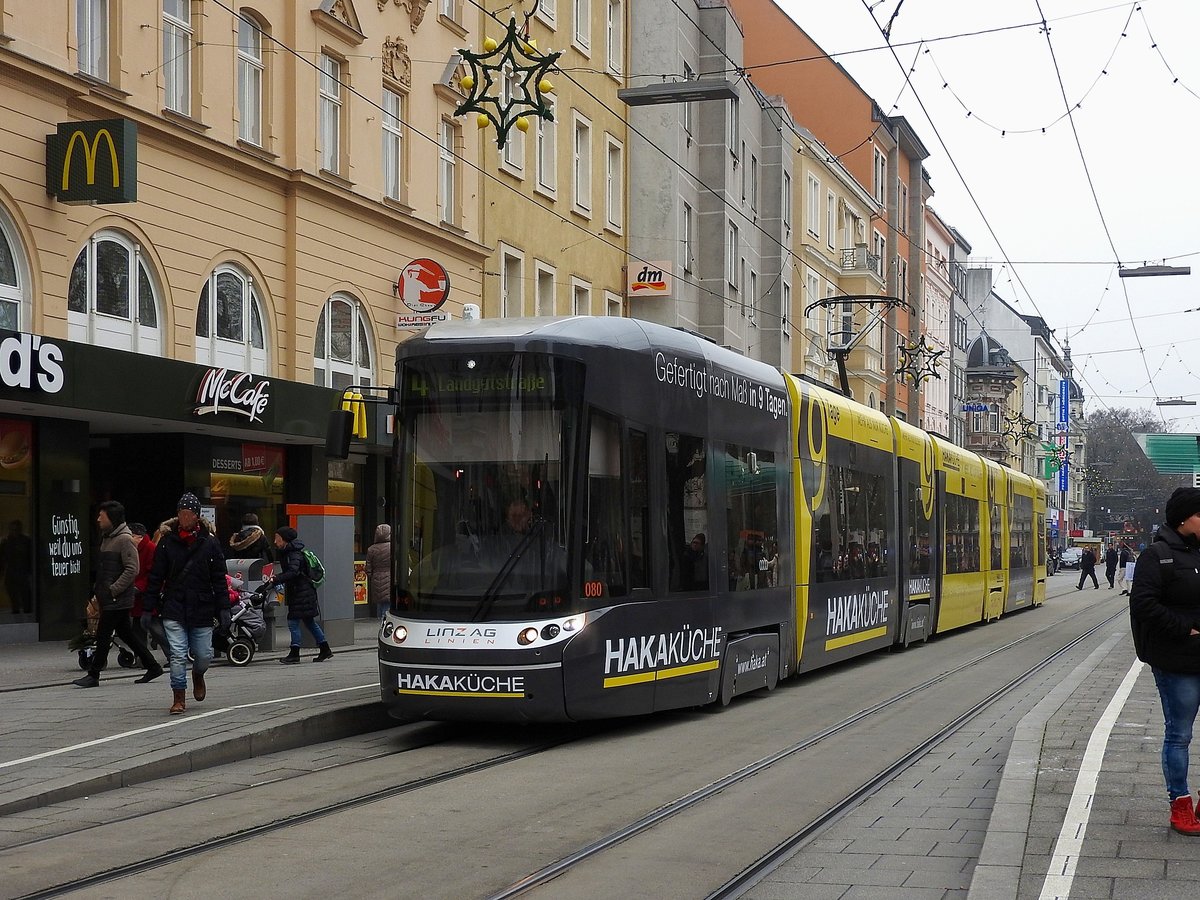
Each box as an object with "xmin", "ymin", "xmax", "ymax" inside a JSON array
[{"xmin": 267, "ymin": 526, "xmax": 332, "ymax": 663}]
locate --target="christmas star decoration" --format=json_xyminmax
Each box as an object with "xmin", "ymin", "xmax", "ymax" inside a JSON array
[
  {"xmin": 895, "ymin": 335, "xmax": 945, "ymax": 385},
  {"xmin": 455, "ymin": 16, "xmax": 561, "ymax": 149}
]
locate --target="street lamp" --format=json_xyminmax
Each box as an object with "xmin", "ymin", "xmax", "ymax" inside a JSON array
[
  {"xmin": 618, "ymin": 80, "xmax": 739, "ymax": 106},
  {"xmin": 1155, "ymin": 398, "xmax": 1197, "ymax": 406},
  {"xmin": 1118, "ymin": 264, "xmax": 1190, "ymax": 278}
]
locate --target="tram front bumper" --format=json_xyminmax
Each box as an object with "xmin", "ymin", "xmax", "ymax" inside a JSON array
[{"xmin": 379, "ymin": 658, "xmax": 569, "ymax": 722}]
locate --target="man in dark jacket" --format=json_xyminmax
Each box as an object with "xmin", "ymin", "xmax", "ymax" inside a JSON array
[
  {"xmin": 267, "ymin": 526, "xmax": 332, "ymax": 663},
  {"xmin": 1076, "ymin": 547, "xmax": 1099, "ymax": 590},
  {"xmin": 141, "ymin": 493, "xmax": 229, "ymax": 715},
  {"xmin": 1118, "ymin": 544, "xmax": 1132, "ymax": 595},
  {"xmin": 1104, "ymin": 543, "xmax": 1119, "ymax": 588},
  {"xmin": 73, "ymin": 501, "xmax": 163, "ymax": 687},
  {"xmin": 1130, "ymin": 487, "xmax": 1200, "ymax": 835}
]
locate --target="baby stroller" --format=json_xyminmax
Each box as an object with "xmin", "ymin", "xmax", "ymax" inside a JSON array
[
  {"xmin": 68, "ymin": 596, "xmax": 141, "ymax": 671},
  {"xmin": 213, "ymin": 588, "xmax": 268, "ymax": 666}
]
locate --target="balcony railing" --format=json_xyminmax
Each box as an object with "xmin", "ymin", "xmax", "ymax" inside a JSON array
[{"xmin": 841, "ymin": 245, "xmax": 881, "ymax": 275}]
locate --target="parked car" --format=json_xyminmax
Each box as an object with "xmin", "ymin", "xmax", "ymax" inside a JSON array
[{"xmin": 1059, "ymin": 547, "xmax": 1083, "ymax": 569}]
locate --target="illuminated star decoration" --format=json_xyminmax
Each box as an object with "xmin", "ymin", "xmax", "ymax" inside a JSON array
[
  {"xmin": 895, "ymin": 335, "xmax": 945, "ymax": 385},
  {"xmin": 1002, "ymin": 412, "xmax": 1038, "ymax": 446},
  {"xmin": 455, "ymin": 16, "xmax": 561, "ymax": 149}
]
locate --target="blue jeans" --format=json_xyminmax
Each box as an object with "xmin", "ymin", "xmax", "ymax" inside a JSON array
[
  {"xmin": 288, "ymin": 617, "xmax": 327, "ymax": 648},
  {"xmin": 164, "ymin": 619, "xmax": 213, "ymax": 691},
  {"xmin": 1153, "ymin": 667, "xmax": 1200, "ymax": 800}
]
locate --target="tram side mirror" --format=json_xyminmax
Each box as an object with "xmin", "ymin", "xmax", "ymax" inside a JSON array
[{"xmin": 325, "ymin": 409, "xmax": 353, "ymax": 459}]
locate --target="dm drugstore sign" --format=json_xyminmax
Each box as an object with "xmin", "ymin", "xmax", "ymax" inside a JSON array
[{"xmin": 45, "ymin": 119, "xmax": 138, "ymax": 204}]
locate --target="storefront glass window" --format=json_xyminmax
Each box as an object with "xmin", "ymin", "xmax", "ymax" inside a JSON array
[
  {"xmin": 0, "ymin": 419, "xmax": 35, "ymax": 624},
  {"xmin": 209, "ymin": 442, "xmax": 285, "ymax": 562}
]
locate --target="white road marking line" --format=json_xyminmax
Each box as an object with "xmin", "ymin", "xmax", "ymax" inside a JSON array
[
  {"xmin": 1037, "ymin": 658, "xmax": 1144, "ymax": 900},
  {"xmin": 0, "ymin": 683, "xmax": 378, "ymax": 771}
]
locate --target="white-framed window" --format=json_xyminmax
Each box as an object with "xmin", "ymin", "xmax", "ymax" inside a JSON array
[
  {"xmin": 805, "ymin": 271, "xmax": 821, "ymax": 332},
  {"xmin": 605, "ymin": 291, "xmax": 622, "ymax": 317},
  {"xmin": 319, "ymin": 53, "xmax": 343, "ymax": 174},
  {"xmin": 806, "ymin": 174, "xmax": 820, "ymax": 238},
  {"xmin": 535, "ymin": 262, "xmax": 556, "ymax": 315},
  {"xmin": 382, "ymin": 88, "xmax": 405, "ymax": 201},
  {"xmin": 682, "ymin": 61, "xmax": 695, "ymax": 143},
  {"xmin": 748, "ymin": 269, "xmax": 758, "ymax": 324},
  {"xmin": 726, "ymin": 222, "xmax": 739, "ymax": 289},
  {"xmin": 0, "ymin": 208, "xmax": 29, "ymax": 331},
  {"xmin": 680, "ymin": 202, "xmax": 694, "ymax": 274},
  {"xmin": 781, "ymin": 280, "xmax": 791, "ymax": 334},
  {"xmin": 606, "ymin": 0, "xmax": 622, "ymax": 75},
  {"xmin": 439, "ymin": 118, "xmax": 460, "ymax": 226},
  {"xmin": 439, "ymin": 0, "xmax": 460, "ymax": 23},
  {"xmin": 77, "ymin": 0, "xmax": 109, "ymax": 80},
  {"xmin": 835, "ymin": 300, "xmax": 854, "ymax": 347},
  {"xmin": 501, "ymin": 246, "xmax": 524, "ymax": 317},
  {"xmin": 740, "ymin": 259, "xmax": 747, "ymax": 314},
  {"xmin": 749, "ymin": 155, "xmax": 759, "ymax": 213},
  {"xmin": 826, "ymin": 190, "xmax": 836, "ymax": 248},
  {"xmin": 314, "ymin": 293, "xmax": 375, "ymax": 389},
  {"xmin": 237, "ymin": 13, "xmax": 264, "ymax": 145},
  {"xmin": 782, "ymin": 171, "xmax": 792, "ymax": 236},
  {"xmin": 163, "ymin": 0, "xmax": 193, "ymax": 115},
  {"xmin": 898, "ymin": 182, "xmax": 908, "ymax": 233},
  {"xmin": 572, "ymin": 278, "xmax": 591, "ymax": 315},
  {"xmin": 572, "ymin": 113, "xmax": 592, "ymax": 214},
  {"xmin": 727, "ymin": 96, "xmax": 739, "ymax": 157},
  {"xmin": 536, "ymin": 96, "xmax": 556, "ymax": 195},
  {"xmin": 68, "ymin": 230, "xmax": 163, "ymax": 355},
  {"xmin": 501, "ymin": 65, "xmax": 525, "ymax": 173},
  {"xmin": 604, "ymin": 136, "xmax": 622, "ymax": 232},
  {"xmin": 873, "ymin": 147, "xmax": 886, "ymax": 204},
  {"xmin": 535, "ymin": 0, "xmax": 556, "ymax": 25},
  {"xmin": 195, "ymin": 263, "xmax": 268, "ymax": 373},
  {"xmin": 872, "ymin": 230, "xmax": 886, "ymax": 278},
  {"xmin": 573, "ymin": 0, "xmax": 590, "ymax": 51}
]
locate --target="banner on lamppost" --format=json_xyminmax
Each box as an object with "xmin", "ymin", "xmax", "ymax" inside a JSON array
[
  {"xmin": 1059, "ymin": 460, "xmax": 1069, "ymax": 492},
  {"xmin": 1058, "ymin": 379, "xmax": 1070, "ymax": 426}
]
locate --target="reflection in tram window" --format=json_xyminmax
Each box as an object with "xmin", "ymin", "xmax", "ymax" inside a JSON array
[
  {"xmin": 906, "ymin": 481, "xmax": 931, "ymax": 576},
  {"xmin": 585, "ymin": 412, "xmax": 627, "ymax": 598},
  {"xmin": 818, "ymin": 466, "xmax": 889, "ymax": 583},
  {"xmin": 724, "ymin": 444, "xmax": 778, "ymax": 592},
  {"xmin": 666, "ymin": 432, "xmax": 706, "ymax": 592},
  {"xmin": 1010, "ymin": 494, "xmax": 1032, "ymax": 568},
  {"xmin": 628, "ymin": 428, "xmax": 649, "ymax": 591},
  {"xmin": 943, "ymin": 493, "xmax": 981, "ymax": 574},
  {"xmin": 990, "ymin": 501, "xmax": 1003, "ymax": 570}
]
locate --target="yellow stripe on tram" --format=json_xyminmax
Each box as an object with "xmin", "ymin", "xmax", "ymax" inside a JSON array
[
  {"xmin": 603, "ymin": 659, "xmax": 719, "ymax": 689},
  {"xmin": 825, "ymin": 625, "xmax": 888, "ymax": 651}
]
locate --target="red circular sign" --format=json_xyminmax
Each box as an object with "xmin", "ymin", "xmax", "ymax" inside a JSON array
[{"xmin": 397, "ymin": 258, "xmax": 451, "ymax": 313}]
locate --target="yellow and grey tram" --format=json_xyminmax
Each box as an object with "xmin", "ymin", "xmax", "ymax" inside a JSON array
[{"xmin": 378, "ymin": 317, "xmax": 1046, "ymax": 722}]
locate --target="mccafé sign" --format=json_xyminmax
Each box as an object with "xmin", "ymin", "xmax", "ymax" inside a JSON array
[
  {"xmin": 45, "ymin": 119, "xmax": 138, "ymax": 204},
  {"xmin": 193, "ymin": 368, "xmax": 271, "ymax": 424}
]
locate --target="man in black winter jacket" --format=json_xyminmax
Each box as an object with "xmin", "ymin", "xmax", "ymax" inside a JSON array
[
  {"xmin": 1130, "ymin": 486, "xmax": 1200, "ymax": 835},
  {"xmin": 142, "ymin": 492, "xmax": 229, "ymax": 715},
  {"xmin": 1077, "ymin": 547, "xmax": 1100, "ymax": 590}
]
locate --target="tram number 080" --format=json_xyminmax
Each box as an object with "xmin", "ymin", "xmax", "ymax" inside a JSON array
[{"xmin": 582, "ymin": 580, "xmax": 605, "ymax": 599}]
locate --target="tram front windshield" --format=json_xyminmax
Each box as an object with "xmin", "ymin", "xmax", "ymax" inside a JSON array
[{"xmin": 397, "ymin": 354, "xmax": 581, "ymax": 622}]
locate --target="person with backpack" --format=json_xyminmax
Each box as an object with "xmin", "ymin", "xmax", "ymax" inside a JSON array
[
  {"xmin": 266, "ymin": 526, "xmax": 332, "ymax": 663},
  {"xmin": 1130, "ymin": 487, "xmax": 1200, "ymax": 835}
]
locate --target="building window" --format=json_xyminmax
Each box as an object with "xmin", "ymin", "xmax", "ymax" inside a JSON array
[
  {"xmin": 605, "ymin": 291, "xmax": 622, "ymax": 316},
  {"xmin": 574, "ymin": 0, "xmax": 590, "ymax": 50},
  {"xmin": 806, "ymin": 174, "xmax": 820, "ymax": 238},
  {"xmin": 439, "ymin": 118, "xmax": 460, "ymax": 226},
  {"xmin": 68, "ymin": 231, "xmax": 163, "ymax": 355},
  {"xmin": 77, "ymin": 0, "xmax": 109, "ymax": 80},
  {"xmin": 604, "ymin": 136, "xmax": 622, "ymax": 232},
  {"xmin": 0, "ymin": 210, "xmax": 27, "ymax": 331},
  {"xmin": 805, "ymin": 272, "xmax": 820, "ymax": 332},
  {"xmin": 536, "ymin": 0, "xmax": 555, "ymax": 24},
  {"xmin": 680, "ymin": 202, "xmax": 693, "ymax": 274},
  {"xmin": 873, "ymin": 147, "xmax": 886, "ymax": 205},
  {"xmin": 501, "ymin": 65, "xmax": 525, "ymax": 173},
  {"xmin": 898, "ymin": 182, "xmax": 908, "ymax": 233},
  {"xmin": 319, "ymin": 53, "xmax": 342, "ymax": 174},
  {"xmin": 782, "ymin": 171, "xmax": 792, "ymax": 236},
  {"xmin": 382, "ymin": 88, "xmax": 405, "ymax": 201},
  {"xmin": 681, "ymin": 61, "xmax": 694, "ymax": 142},
  {"xmin": 781, "ymin": 281, "xmax": 791, "ymax": 334},
  {"xmin": 572, "ymin": 279, "xmax": 591, "ymax": 315},
  {"xmin": 826, "ymin": 191, "xmax": 836, "ymax": 248},
  {"xmin": 314, "ymin": 294, "xmax": 374, "ymax": 389},
  {"xmin": 163, "ymin": 0, "xmax": 193, "ymax": 115},
  {"xmin": 726, "ymin": 222, "xmax": 739, "ymax": 289},
  {"xmin": 748, "ymin": 269, "xmax": 758, "ymax": 324},
  {"xmin": 872, "ymin": 230, "xmax": 886, "ymax": 278},
  {"xmin": 535, "ymin": 263, "xmax": 556, "ymax": 315},
  {"xmin": 501, "ymin": 246, "xmax": 524, "ymax": 317},
  {"xmin": 195, "ymin": 264, "xmax": 268, "ymax": 373},
  {"xmin": 606, "ymin": 0, "xmax": 622, "ymax": 74},
  {"xmin": 573, "ymin": 114, "xmax": 592, "ymax": 214},
  {"xmin": 237, "ymin": 13, "xmax": 264, "ymax": 145},
  {"xmin": 749, "ymin": 155, "xmax": 759, "ymax": 213},
  {"xmin": 727, "ymin": 96, "xmax": 739, "ymax": 157},
  {"xmin": 536, "ymin": 96, "xmax": 556, "ymax": 194}
]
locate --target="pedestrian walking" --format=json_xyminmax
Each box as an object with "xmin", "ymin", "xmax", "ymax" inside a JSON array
[
  {"xmin": 1130, "ymin": 486, "xmax": 1200, "ymax": 835},
  {"xmin": 268, "ymin": 526, "xmax": 333, "ymax": 663},
  {"xmin": 1077, "ymin": 546, "xmax": 1099, "ymax": 590},
  {"xmin": 228, "ymin": 512, "xmax": 271, "ymax": 561},
  {"xmin": 142, "ymin": 493, "xmax": 230, "ymax": 715},
  {"xmin": 72, "ymin": 502, "xmax": 163, "ymax": 688},
  {"xmin": 129, "ymin": 522, "xmax": 170, "ymax": 666},
  {"xmin": 1105, "ymin": 542, "xmax": 1119, "ymax": 588},
  {"xmin": 1118, "ymin": 544, "xmax": 1132, "ymax": 595},
  {"xmin": 365, "ymin": 523, "xmax": 392, "ymax": 619}
]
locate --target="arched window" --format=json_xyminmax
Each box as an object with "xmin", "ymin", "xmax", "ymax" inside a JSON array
[
  {"xmin": 195, "ymin": 264, "xmax": 268, "ymax": 373},
  {"xmin": 313, "ymin": 293, "xmax": 374, "ymax": 389},
  {"xmin": 68, "ymin": 230, "xmax": 162, "ymax": 354},
  {"xmin": 0, "ymin": 207, "xmax": 28, "ymax": 331}
]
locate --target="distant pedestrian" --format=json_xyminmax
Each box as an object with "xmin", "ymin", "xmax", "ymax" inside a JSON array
[
  {"xmin": 129, "ymin": 522, "xmax": 169, "ymax": 666},
  {"xmin": 267, "ymin": 526, "xmax": 333, "ymax": 663},
  {"xmin": 142, "ymin": 493, "xmax": 230, "ymax": 715},
  {"xmin": 228, "ymin": 512, "xmax": 270, "ymax": 561},
  {"xmin": 365, "ymin": 523, "xmax": 392, "ymax": 618},
  {"xmin": 72, "ymin": 502, "xmax": 163, "ymax": 688},
  {"xmin": 1118, "ymin": 544, "xmax": 1132, "ymax": 595},
  {"xmin": 1077, "ymin": 547, "xmax": 1099, "ymax": 590},
  {"xmin": 1130, "ymin": 487, "xmax": 1200, "ymax": 835},
  {"xmin": 1105, "ymin": 542, "xmax": 1119, "ymax": 588},
  {"xmin": 0, "ymin": 519, "xmax": 32, "ymax": 615}
]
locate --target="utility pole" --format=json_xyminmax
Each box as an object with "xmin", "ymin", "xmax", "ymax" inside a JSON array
[{"xmin": 1060, "ymin": 340, "xmax": 1072, "ymax": 541}]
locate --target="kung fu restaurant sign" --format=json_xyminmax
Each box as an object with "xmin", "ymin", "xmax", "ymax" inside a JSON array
[{"xmin": 192, "ymin": 368, "xmax": 271, "ymax": 424}]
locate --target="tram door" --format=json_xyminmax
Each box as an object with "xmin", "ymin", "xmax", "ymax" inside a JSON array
[{"xmin": 896, "ymin": 457, "xmax": 934, "ymax": 646}]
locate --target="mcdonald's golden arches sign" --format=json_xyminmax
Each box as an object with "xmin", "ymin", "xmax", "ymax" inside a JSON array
[{"xmin": 45, "ymin": 118, "xmax": 137, "ymax": 204}]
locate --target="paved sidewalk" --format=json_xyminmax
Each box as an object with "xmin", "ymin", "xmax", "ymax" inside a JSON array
[{"xmin": 0, "ymin": 619, "xmax": 391, "ymax": 818}]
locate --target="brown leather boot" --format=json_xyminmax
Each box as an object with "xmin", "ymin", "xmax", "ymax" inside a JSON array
[
  {"xmin": 193, "ymin": 671, "xmax": 206, "ymax": 702},
  {"xmin": 170, "ymin": 689, "xmax": 186, "ymax": 715}
]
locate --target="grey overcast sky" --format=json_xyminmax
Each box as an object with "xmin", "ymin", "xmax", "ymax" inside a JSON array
[{"xmin": 772, "ymin": 0, "xmax": 1200, "ymax": 426}]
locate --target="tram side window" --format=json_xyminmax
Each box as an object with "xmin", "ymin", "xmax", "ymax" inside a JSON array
[
  {"xmin": 989, "ymin": 501, "xmax": 1003, "ymax": 570},
  {"xmin": 906, "ymin": 481, "xmax": 931, "ymax": 576},
  {"xmin": 944, "ymin": 493, "xmax": 980, "ymax": 575},
  {"xmin": 725, "ymin": 443, "xmax": 779, "ymax": 592},
  {"xmin": 667, "ymin": 432, "xmax": 707, "ymax": 592},
  {"xmin": 628, "ymin": 428, "xmax": 649, "ymax": 591},
  {"xmin": 824, "ymin": 466, "xmax": 889, "ymax": 582},
  {"xmin": 1010, "ymin": 495, "xmax": 1033, "ymax": 568},
  {"xmin": 1034, "ymin": 512, "xmax": 1044, "ymax": 567},
  {"xmin": 585, "ymin": 412, "xmax": 628, "ymax": 598}
]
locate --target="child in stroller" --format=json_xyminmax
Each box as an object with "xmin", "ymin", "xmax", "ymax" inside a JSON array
[{"xmin": 212, "ymin": 578, "xmax": 269, "ymax": 666}]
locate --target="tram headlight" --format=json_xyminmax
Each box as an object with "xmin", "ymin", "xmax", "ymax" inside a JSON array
[
  {"xmin": 540, "ymin": 623, "xmax": 560, "ymax": 640},
  {"xmin": 517, "ymin": 626, "xmax": 540, "ymax": 645},
  {"xmin": 391, "ymin": 625, "xmax": 408, "ymax": 644},
  {"xmin": 382, "ymin": 622, "xmax": 395, "ymax": 639},
  {"xmin": 560, "ymin": 615, "xmax": 583, "ymax": 633}
]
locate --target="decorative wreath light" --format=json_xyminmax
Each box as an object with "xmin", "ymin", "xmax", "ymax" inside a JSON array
[
  {"xmin": 456, "ymin": 15, "xmax": 561, "ymax": 149},
  {"xmin": 1002, "ymin": 412, "xmax": 1038, "ymax": 446},
  {"xmin": 895, "ymin": 334, "xmax": 945, "ymax": 386}
]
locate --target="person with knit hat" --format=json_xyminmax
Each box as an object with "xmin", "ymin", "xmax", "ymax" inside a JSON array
[
  {"xmin": 264, "ymin": 525, "xmax": 332, "ymax": 663},
  {"xmin": 1130, "ymin": 486, "xmax": 1200, "ymax": 835},
  {"xmin": 141, "ymin": 492, "xmax": 230, "ymax": 715}
]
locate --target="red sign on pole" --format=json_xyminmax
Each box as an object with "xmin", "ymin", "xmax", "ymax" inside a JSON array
[{"xmin": 396, "ymin": 258, "xmax": 451, "ymax": 314}]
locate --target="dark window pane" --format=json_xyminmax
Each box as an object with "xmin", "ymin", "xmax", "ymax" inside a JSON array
[
  {"xmin": 666, "ymin": 433, "xmax": 706, "ymax": 592},
  {"xmin": 69, "ymin": 250, "xmax": 88, "ymax": 313},
  {"xmin": 725, "ymin": 443, "xmax": 779, "ymax": 591},
  {"xmin": 330, "ymin": 299, "xmax": 352, "ymax": 362},
  {"xmin": 197, "ymin": 282, "xmax": 210, "ymax": 336},
  {"xmin": 137, "ymin": 263, "xmax": 156, "ymax": 327},
  {"xmin": 215, "ymin": 271, "xmax": 243, "ymax": 342},
  {"xmin": 314, "ymin": 305, "xmax": 326, "ymax": 359},
  {"xmin": 95, "ymin": 240, "xmax": 130, "ymax": 318},
  {"xmin": 0, "ymin": 300, "xmax": 18, "ymax": 330},
  {"xmin": 0, "ymin": 230, "xmax": 16, "ymax": 287},
  {"xmin": 585, "ymin": 412, "xmax": 627, "ymax": 599},
  {"xmin": 357, "ymin": 313, "xmax": 370, "ymax": 370},
  {"xmin": 250, "ymin": 296, "xmax": 264, "ymax": 349}
]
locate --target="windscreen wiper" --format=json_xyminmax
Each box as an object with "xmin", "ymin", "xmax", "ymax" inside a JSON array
[{"xmin": 472, "ymin": 516, "xmax": 546, "ymax": 622}]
